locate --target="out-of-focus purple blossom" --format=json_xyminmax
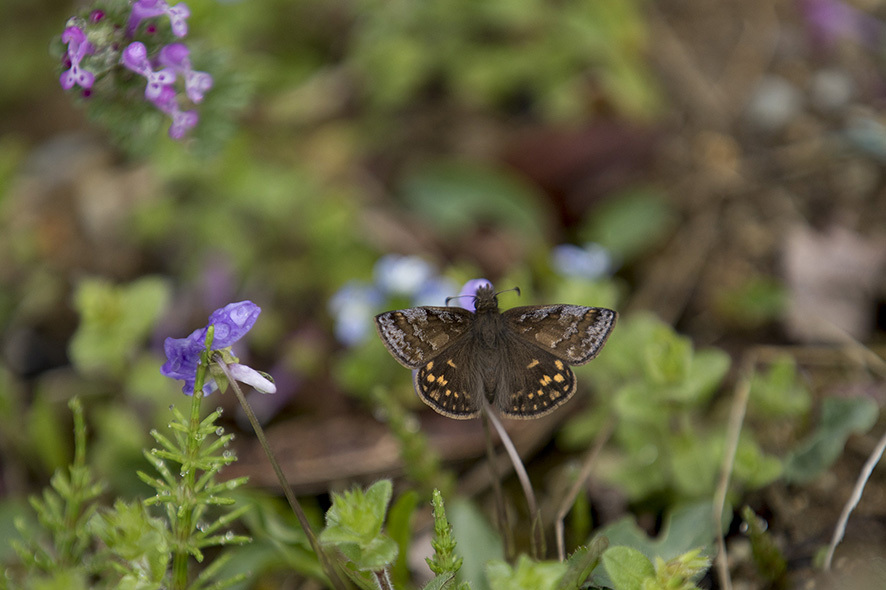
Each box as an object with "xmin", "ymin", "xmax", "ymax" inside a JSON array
[
  {"xmin": 161, "ymin": 300, "xmax": 264, "ymax": 395},
  {"xmin": 551, "ymin": 243, "xmax": 614, "ymax": 280},
  {"xmin": 456, "ymin": 278, "xmax": 493, "ymax": 312},
  {"xmin": 374, "ymin": 255, "xmax": 436, "ymax": 297},
  {"xmin": 159, "ymin": 43, "xmax": 213, "ymax": 103},
  {"xmin": 329, "ymin": 282, "xmax": 384, "ymax": 346},
  {"xmin": 800, "ymin": 0, "xmax": 885, "ymax": 48},
  {"xmin": 128, "ymin": 0, "xmax": 190, "ymax": 38},
  {"xmin": 59, "ymin": 26, "xmax": 95, "ymax": 90},
  {"xmin": 122, "ymin": 42, "xmax": 176, "ymax": 103}
]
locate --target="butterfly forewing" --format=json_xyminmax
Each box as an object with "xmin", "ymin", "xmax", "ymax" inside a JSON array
[
  {"xmin": 503, "ymin": 305, "xmax": 617, "ymax": 365},
  {"xmin": 375, "ymin": 306, "xmax": 474, "ymax": 369},
  {"xmin": 497, "ymin": 336, "xmax": 578, "ymax": 419}
]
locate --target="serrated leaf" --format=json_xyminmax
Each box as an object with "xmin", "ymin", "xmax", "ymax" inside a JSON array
[{"xmin": 601, "ymin": 546, "xmax": 655, "ymax": 590}]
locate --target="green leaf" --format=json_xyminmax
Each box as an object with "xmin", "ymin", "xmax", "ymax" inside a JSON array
[
  {"xmin": 555, "ymin": 537, "xmax": 609, "ymax": 589},
  {"xmin": 601, "ymin": 546, "xmax": 655, "ymax": 590},
  {"xmin": 68, "ymin": 276, "xmax": 171, "ymax": 377},
  {"xmin": 682, "ymin": 349, "xmax": 731, "ymax": 405},
  {"xmin": 783, "ymin": 396, "xmax": 879, "ymax": 483},
  {"xmin": 748, "ymin": 357, "xmax": 811, "ymax": 418},
  {"xmin": 388, "ymin": 489, "xmax": 419, "ymax": 585},
  {"xmin": 486, "ymin": 554, "xmax": 567, "ymax": 590},
  {"xmin": 580, "ymin": 189, "xmax": 675, "ymax": 263},
  {"xmin": 400, "ymin": 160, "xmax": 549, "ymax": 243},
  {"xmin": 422, "ymin": 572, "xmax": 457, "ymax": 590},
  {"xmin": 594, "ymin": 501, "xmax": 719, "ymax": 566},
  {"xmin": 449, "ymin": 498, "xmax": 504, "ymax": 590}
]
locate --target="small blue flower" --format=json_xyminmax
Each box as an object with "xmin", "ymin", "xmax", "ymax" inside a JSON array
[
  {"xmin": 413, "ymin": 276, "xmax": 459, "ymax": 307},
  {"xmin": 161, "ymin": 300, "xmax": 271, "ymax": 395},
  {"xmin": 374, "ymin": 254, "xmax": 435, "ymax": 297},
  {"xmin": 551, "ymin": 243, "xmax": 614, "ymax": 280},
  {"xmin": 456, "ymin": 278, "xmax": 492, "ymax": 311},
  {"xmin": 329, "ymin": 282, "xmax": 384, "ymax": 346}
]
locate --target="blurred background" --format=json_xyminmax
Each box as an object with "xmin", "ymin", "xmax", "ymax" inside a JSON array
[{"xmin": 3, "ymin": 0, "xmax": 886, "ymax": 587}]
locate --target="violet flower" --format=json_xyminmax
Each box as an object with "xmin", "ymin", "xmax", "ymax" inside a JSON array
[
  {"xmin": 159, "ymin": 43, "xmax": 213, "ymax": 103},
  {"xmin": 122, "ymin": 42, "xmax": 176, "ymax": 104},
  {"xmin": 59, "ymin": 26, "xmax": 95, "ymax": 91},
  {"xmin": 161, "ymin": 301, "xmax": 274, "ymax": 396},
  {"xmin": 127, "ymin": 0, "xmax": 191, "ymax": 38}
]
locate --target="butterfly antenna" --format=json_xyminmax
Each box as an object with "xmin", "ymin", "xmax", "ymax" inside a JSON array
[
  {"xmin": 444, "ymin": 294, "xmax": 472, "ymax": 307},
  {"xmin": 495, "ymin": 286, "xmax": 521, "ymax": 299}
]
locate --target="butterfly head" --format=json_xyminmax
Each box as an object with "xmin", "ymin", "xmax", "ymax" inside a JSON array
[{"xmin": 472, "ymin": 284, "xmax": 499, "ymax": 314}]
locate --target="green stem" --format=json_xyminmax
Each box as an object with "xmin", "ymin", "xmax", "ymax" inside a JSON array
[
  {"xmin": 213, "ymin": 355, "xmax": 350, "ymax": 590},
  {"xmin": 171, "ymin": 342, "xmax": 211, "ymax": 589}
]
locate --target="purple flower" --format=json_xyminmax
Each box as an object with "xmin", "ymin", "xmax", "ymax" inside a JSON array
[
  {"xmin": 128, "ymin": 0, "xmax": 191, "ymax": 38},
  {"xmin": 456, "ymin": 278, "xmax": 492, "ymax": 312},
  {"xmin": 122, "ymin": 42, "xmax": 176, "ymax": 103},
  {"xmin": 59, "ymin": 26, "xmax": 95, "ymax": 91},
  {"xmin": 800, "ymin": 0, "xmax": 885, "ymax": 48},
  {"xmin": 159, "ymin": 43, "xmax": 213, "ymax": 103},
  {"xmin": 161, "ymin": 300, "xmax": 271, "ymax": 395}
]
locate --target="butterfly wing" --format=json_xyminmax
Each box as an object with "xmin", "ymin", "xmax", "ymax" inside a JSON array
[
  {"xmin": 503, "ymin": 305, "xmax": 617, "ymax": 365},
  {"xmin": 413, "ymin": 338, "xmax": 483, "ymax": 419},
  {"xmin": 374, "ymin": 306, "xmax": 474, "ymax": 369},
  {"xmin": 496, "ymin": 334, "xmax": 578, "ymax": 419}
]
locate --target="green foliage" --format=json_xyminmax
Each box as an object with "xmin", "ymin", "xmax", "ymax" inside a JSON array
[
  {"xmin": 595, "ymin": 502, "xmax": 718, "ymax": 568},
  {"xmin": 782, "ymin": 396, "xmax": 879, "ymax": 483},
  {"xmin": 602, "ymin": 546, "xmax": 709, "ymax": 590},
  {"xmin": 486, "ymin": 554, "xmax": 568, "ymax": 590},
  {"xmin": 348, "ymin": 0, "xmax": 659, "ymax": 120},
  {"xmin": 740, "ymin": 506, "xmax": 787, "ymax": 586},
  {"xmin": 400, "ymin": 160, "xmax": 550, "ymax": 245},
  {"xmin": 748, "ymin": 356, "xmax": 811, "ymax": 418},
  {"xmin": 13, "ymin": 399, "xmax": 104, "ymax": 577},
  {"xmin": 320, "ymin": 480, "xmax": 398, "ymax": 572},
  {"xmin": 448, "ymin": 498, "xmax": 504, "ymax": 590},
  {"xmin": 562, "ymin": 314, "xmax": 740, "ymax": 501},
  {"xmin": 579, "ymin": 188, "xmax": 676, "ymax": 264},
  {"xmin": 426, "ymin": 489, "xmax": 464, "ymax": 577},
  {"xmin": 68, "ymin": 277, "xmax": 171, "ymax": 378},
  {"xmin": 89, "ymin": 500, "xmax": 170, "ymax": 588}
]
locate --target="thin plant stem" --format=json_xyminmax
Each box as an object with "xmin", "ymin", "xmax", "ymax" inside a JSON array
[
  {"xmin": 713, "ymin": 355, "xmax": 754, "ymax": 590},
  {"xmin": 373, "ymin": 568, "xmax": 394, "ymax": 590},
  {"xmin": 213, "ymin": 356, "xmax": 349, "ymax": 590},
  {"xmin": 823, "ymin": 427, "xmax": 886, "ymax": 570},
  {"xmin": 481, "ymin": 411, "xmax": 514, "ymax": 561},
  {"xmin": 171, "ymin": 354, "xmax": 209, "ymax": 590},
  {"xmin": 554, "ymin": 422, "xmax": 613, "ymax": 561},
  {"xmin": 481, "ymin": 401, "xmax": 544, "ymax": 558}
]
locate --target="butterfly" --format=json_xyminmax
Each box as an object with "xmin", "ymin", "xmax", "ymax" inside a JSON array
[{"xmin": 374, "ymin": 284, "xmax": 617, "ymax": 419}]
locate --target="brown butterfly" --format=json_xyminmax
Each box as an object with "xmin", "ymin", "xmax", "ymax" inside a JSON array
[{"xmin": 375, "ymin": 284, "xmax": 617, "ymax": 419}]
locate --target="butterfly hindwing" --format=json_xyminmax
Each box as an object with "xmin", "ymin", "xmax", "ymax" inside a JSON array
[
  {"xmin": 497, "ymin": 335, "xmax": 577, "ymax": 419},
  {"xmin": 503, "ymin": 305, "xmax": 617, "ymax": 365},
  {"xmin": 375, "ymin": 306, "xmax": 474, "ymax": 369},
  {"xmin": 413, "ymin": 340, "xmax": 482, "ymax": 419}
]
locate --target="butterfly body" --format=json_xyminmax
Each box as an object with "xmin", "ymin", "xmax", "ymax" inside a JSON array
[{"xmin": 375, "ymin": 284, "xmax": 617, "ymax": 419}]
